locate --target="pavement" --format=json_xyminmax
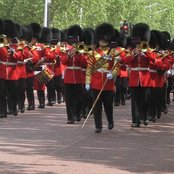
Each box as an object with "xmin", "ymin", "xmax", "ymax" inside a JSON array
[{"xmin": 0, "ymin": 94, "xmax": 174, "ymax": 174}]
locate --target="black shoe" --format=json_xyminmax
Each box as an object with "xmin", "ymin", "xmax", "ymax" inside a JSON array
[
  {"xmin": 164, "ymin": 108, "xmax": 168, "ymax": 114},
  {"xmin": 27, "ymin": 106, "xmax": 34, "ymax": 110},
  {"xmin": 58, "ymin": 99, "xmax": 61, "ymax": 104},
  {"xmin": 152, "ymin": 116, "xmax": 157, "ymax": 122},
  {"xmin": 13, "ymin": 110, "xmax": 18, "ymax": 116},
  {"xmin": 95, "ymin": 128, "xmax": 102, "ymax": 133},
  {"xmin": 47, "ymin": 102, "xmax": 53, "ymax": 106},
  {"xmin": 38, "ymin": 104, "xmax": 45, "ymax": 109},
  {"xmin": 121, "ymin": 100, "xmax": 125, "ymax": 105},
  {"xmin": 7, "ymin": 110, "xmax": 13, "ymax": 115},
  {"xmin": 76, "ymin": 116, "xmax": 81, "ymax": 122},
  {"xmin": 114, "ymin": 102, "xmax": 119, "ymax": 106},
  {"xmin": 108, "ymin": 122, "xmax": 114, "ymax": 130},
  {"xmin": 140, "ymin": 120, "xmax": 144, "ymax": 124},
  {"xmin": 167, "ymin": 99, "xmax": 170, "ymax": 105},
  {"xmin": 21, "ymin": 108, "xmax": 25, "ymax": 113},
  {"xmin": 131, "ymin": 123, "xmax": 140, "ymax": 128},
  {"xmin": 67, "ymin": 120, "xmax": 74, "ymax": 124},
  {"xmin": 157, "ymin": 111, "xmax": 161, "ymax": 119},
  {"xmin": 144, "ymin": 120, "xmax": 149, "ymax": 126}
]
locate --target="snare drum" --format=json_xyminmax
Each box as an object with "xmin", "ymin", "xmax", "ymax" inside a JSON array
[{"xmin": 35, "ymin": 65, "xmax": 54, "ymax": 84}]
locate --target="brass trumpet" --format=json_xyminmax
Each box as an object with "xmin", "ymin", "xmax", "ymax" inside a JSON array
[
  {"xmin": 76, "ymin": 42, "xmax": 94, "ymax": 54},
  {"xmin": 137, "ymin": 41, "xmax": 149, "ymax": 52},
  {"xmin": 0, "ymin": 35, "xmax": 8, "ymax": 47}
]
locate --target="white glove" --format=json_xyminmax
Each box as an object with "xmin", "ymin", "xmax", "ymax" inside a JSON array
[
  {"xmin": 107, "ymin": 73, "xmax": 114, "ymax": 80},
  {"xmin": 85, "ymin": 84, "xmax": 90, "ymax": 91},
  {"xmin": 115, "ymin": 56, "xmax": 121, "ymax": 61}
]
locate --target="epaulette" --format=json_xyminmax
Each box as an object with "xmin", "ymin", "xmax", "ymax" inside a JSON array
[
  {"xmin": 87, "ymin": 50, "xmax": 93, "ymax": 57},
  {"xmin": 50, "ymin": 47, "xmax": 56, "ymax": 52},
  {"xmin": 59, "ymin": 47, "xmax": 67, "ymax": 54},
  {"xmin": 31, "ymin": 46, "xmax": 37, "ymax": 52},
  {"xmin": 43, "ymin": 45, "xmax": 48, "ymax": 50},
  {"xmin": 16, "ymin": 46, "xmax": 23, "ymax": 51}
]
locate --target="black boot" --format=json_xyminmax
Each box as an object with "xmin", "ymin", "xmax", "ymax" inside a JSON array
[{"xmin": 37, "ymin": 90, "xmax": 45, "ymax": 109}]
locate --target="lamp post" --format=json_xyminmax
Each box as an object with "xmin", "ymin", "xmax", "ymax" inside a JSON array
[{"xmin": 44, "ymin": 0, "xmax": 51, "ymax": 27}]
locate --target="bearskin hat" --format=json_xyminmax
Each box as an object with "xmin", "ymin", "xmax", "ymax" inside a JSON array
[
  {"xmin": 60, "ymin": 29, "xmax": 68, "ymax": 42},
  {"xmin": 95, "ymin": 23, "xmax": 115, "ymax": 44},
  {"xmin": 125, "ymin": 36, "xmax": 132, "ymax": 48},
  {"xmin": 132, "ymin": 23, "xmax": 150, "ymax": 42},
  {"xmin": 14, "ymin": 23, "xmax": 22, "ymax": 39},
  {"xmin": 82, "ymin": 28, "xmax": 94, "ymax": 46},
  {"xmin": 0, "ymin": 18, "xmax": 5, "ymax": 35},
  {"xmin": 51, "ymin": 27, "xmax": 61, "ymax": 41},
  {"xmin": 21, "ymin": 25, "xmax": 33, "ymax": 43},
  {"xmin": 118, "ymin": 32, "xmax": 127, "ymax": 47},
  {"xmin": 29, "ymin": 23, "xmax": 41, "ymax": 40},
  {"xmin": 39, "ymin": 27, "xmax": 52, "ymax": 44},
  {"xmin": 4, "ymin": 19, "xmax": 16, "ymax": 38},
  {"xmin": 149, "ymin": 31, "xmax": 157, "ymax": 49},
  {"xmin": 162, "ymin": 31, "xmax": 171, "ymax": 49},
  {"xmin": 151, "ymin": 30, "xmax": 162, "ymax": 48},
  {"xmin": 67, "ymin": 24, "xmax": 83, "ymax": 42}
]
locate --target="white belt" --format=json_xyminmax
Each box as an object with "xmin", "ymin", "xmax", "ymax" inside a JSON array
[
  {"xmin": 97, "ymin": 69, "xmax": 110, "ymax": 73},
  {"xmin": 120, "ymin": 64, "xmax": 125, "ymax": 66},
  {"xmin": 149, "ymin": 69, "xmax": 157, "ymax": 73},
  {"xmin": 131, "ymin": 67, "xmax": 149, "ymax": 71},
  {"xmin": 66, "ymin": 66, "xmax": 81, "ymax": 70},
  {"xmin": 82, "ymin": 68, "xmax": 86, "ymax": 71},
  {"xmin": 45, "ymin": 63, "xmax": 53, "ymax": 65},
  {"xmin": 2, "ymin": 62, "xmax": 17, "ymax": 65},
  {"xmin": 17, "ymin": 61, "xmax": 24, "ymax": 64}
]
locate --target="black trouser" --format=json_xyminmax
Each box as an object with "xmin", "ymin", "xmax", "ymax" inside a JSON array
[
  {"xmin": 18, "ymin": 78, "xmax": 26, "ymax": 110},
  {"xmin": 167, "ymin": 77, "xmax": 173, "ymax": 103},
  {"xmin": 0, "ymin": 79, "xmax": 6, "ymax": 116},
  {"xmin": 54, "ymin": 75, "xmax": 63, "ymax": 103},
  {"xmin": 115, "ymin": 76, "xmax": 128, "ymax": 103},
  {"xmin": 81, "ymin": 84, "xmax": 93, "ymax": 116},
  {"xmin": 148, "ymin": 87, "xmax": 163, "ymax": 119},
  {"xmin": 92, "ymin": 89, "xmax": 114, "ymax": 129},
  {"xmin": 130, "ymin": 86, "xmax": 151, "ymax": 124},
  {"xmin": 26, "ymin": 77, "xmax": 35, "ymax": 108},
  {"xmin": 64, "ymin": 83, "xmax": 82, "ymax": 121},
  {"xmin": 46, "ymin": 78, "xmax": 55, "ymax": 104},
  {"xmin": 5, "ymin": 80, "xmax": 19, "ymax": 113}
]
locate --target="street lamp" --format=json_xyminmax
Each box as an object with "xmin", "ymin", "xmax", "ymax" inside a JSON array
[{"xmin": 44, "ymin": 0, "xmax": 51, "ymax": 27}]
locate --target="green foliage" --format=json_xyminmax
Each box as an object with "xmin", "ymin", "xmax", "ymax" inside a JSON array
[{"xmin": 0, "ymin": 0, "xmax": 174, "ymax": 37}]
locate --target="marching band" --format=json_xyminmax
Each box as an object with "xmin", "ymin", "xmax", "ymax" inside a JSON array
[{"xmin": 0, "ymin": 18, "xmax": 174, "ymax": 133}]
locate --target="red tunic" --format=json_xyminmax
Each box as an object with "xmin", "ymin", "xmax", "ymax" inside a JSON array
[
  {"xmin": 61, "ymin": 50, "xmax": 87, "ymax": 84},
  {"xmin": 86, "ymin": 47, "xmax": 120, "ymax": 91},
  {"xmin": 0, "ymin": 47, "xmax": 8, "ymax": 79}
]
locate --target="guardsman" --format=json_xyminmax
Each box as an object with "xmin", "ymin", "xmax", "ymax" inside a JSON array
[
  {"xmin": 85, "ymin": 23, "xmax": 120, "ymax": 133},
  {"xmin": 61, "ymin": 25, "xmax": 86, "ymax": 124},
  {"xmin": 0, "ymin": 18, "xmax": 7, "ymax": 118},
  {"xmin": 38, "ymin": 27, "xmax": 55, "ymax": 107},
  {"xmin": 114, "ymin": 31, "xmax": 128, "ymax": 106},
  {"xmin": 20, "ymin": 24, "xmax": 39, "ymax": 112},
  {"xmin": 120, "ymin": 23, "xmax": 158, "ymax": 127},
  {"xmin": 4, "ymin": 19, "xmax": 23, "ymax": 116},
  {"xmin": 29, "ymin": 23, "xmax": 45, "ymax": 109},
  {"xmin": 50, "ymin": 28, "xmax": 62, "ymax": 104},
  {"xmin": 80, "ymin": 28, "xmax": 94, "ymax": 118}
]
